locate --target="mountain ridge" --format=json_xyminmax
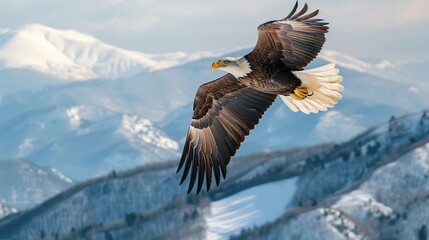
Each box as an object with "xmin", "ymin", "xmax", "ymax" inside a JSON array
[
  {"xmin": 0, "ymin": 104, "xmax": 179, "ymax": 180},
  {"xmin": 1, "ymin": 110, "xmax": 429, "ymax": 239},
  {"xmin": 0, "ymin": 24, "xmax": 220, "ymax": 80}
]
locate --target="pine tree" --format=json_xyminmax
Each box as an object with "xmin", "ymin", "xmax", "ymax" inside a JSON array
[
  {"xmin": 125, "ymin": 213, "xmax": 138, "ymax": 226},
  {"xmin": 418, "ymin": 225, "xmax": 427, "ymax": 240},
  {"xmin": 388, "ymin": 116, "xmax": 397, "ymax": 132},
  {"xmin": 105, "ymin": 231, "xmax": 114, "ymax": 240}
]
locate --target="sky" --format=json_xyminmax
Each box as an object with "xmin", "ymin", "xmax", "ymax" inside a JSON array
[{"xmin": 0, "ymin": 0, "xmax": 428, "ymax": 62}]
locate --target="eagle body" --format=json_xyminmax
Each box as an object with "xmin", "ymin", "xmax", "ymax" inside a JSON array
[
  {"xmin": 238, "ymin": 54, "xmax": 302, "ymax": 96},
  {"xmin": 177, "ymin": 2, "xmax": 344, "ymax": 194}
]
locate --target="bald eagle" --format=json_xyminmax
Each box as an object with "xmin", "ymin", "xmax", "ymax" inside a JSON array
[{"xmin": 177, "ymin": 2, "xmax": 343, "ymax": 194}]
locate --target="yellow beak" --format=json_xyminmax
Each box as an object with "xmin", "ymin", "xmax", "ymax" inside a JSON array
[{"xmin": 211, "ymin": 61, "xmax": 222, "ymax": 71}]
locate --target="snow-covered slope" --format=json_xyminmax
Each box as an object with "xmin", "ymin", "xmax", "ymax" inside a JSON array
[
  {"xmin": 0, "ymin": 105, "xmax": 179, "ymax": 179},
  {"xmin": 232, "ymin": 111, "xmax": 429, "ymax": 240},
  {"xmin": 330, "ymin": 142, "xmax": 429, "ymax": 239},
  {"xmin": 0, "ymin": 159, "xmax": 73, "ymax": 210},
  {"xmin": 0, "ymin": 24, "xmax": 216, "ymax": 80},
  {"xmin": 2, "ymin": 111, "xmax": 429, "ymax": 240},
  {"xmin": 206, "ymin": 178, "xmax": 297, "ymax": 240},
  {"xmin": 0, "ymin": 145, "xmax": 327, "ymax": 240}
]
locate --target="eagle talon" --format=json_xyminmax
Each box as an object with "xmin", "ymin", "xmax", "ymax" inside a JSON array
[
  {"xmin": 290, "ymin": 93, "xmax": 305, "ymax": 100},
  {"xmin": 292, "ymin": 86, "xmax": 309, "ymax": 100}
]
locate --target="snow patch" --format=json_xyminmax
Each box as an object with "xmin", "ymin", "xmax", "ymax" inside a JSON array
[
  {"xmin": 50, "ymin": 168, "xmax": 73, "ymax": 184},
  {"xmin": 66, "ymin": 107, "xmax": 81, "ymax": 129},
  {"xmin": 322, "ymin": 208, "xmax": 368, "ymax": 240},
  {"xmin": 0, "ymin": 202, "xmax": 18, "ymax": 219},
  {"xmin": 17, "ymin": 138, "xmax": 35, "ymax": 157},
  {"xmin": 333, "ymin": 190, "xmax": 393, "ymax": 221},
  {"xmin": 206, "ymin": 178, "xmax": 297, "ymax": 240},
  {"xmin": 66, "ymin": 105, "xmax": 116, "ymax": 129},
  {"xmin": 118, "ymin": 115, "xmax": 178, "ymax": 150}
]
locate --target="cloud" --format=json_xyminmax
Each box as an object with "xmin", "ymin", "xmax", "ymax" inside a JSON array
[
  {"xmin": 397, "ymin": 0, "xmax": 429, "ymax": 25},
  {"xmin": 153, "ymin": 0, "xmax": 268, "ymax": 17},
  {"xmin": 372, "ymin": 0, "xmax": 429, "ymax": 28},
  {"xmin": 105, "ymin": 0, "xmax": 123, "ymax": 5},
  {"xmin": 89, "ymin": 15, "xmax": 160, "ymax": 32},
  {"xmin": 324, "ymin": 0, "xmax": 429, "ymax": 29}
]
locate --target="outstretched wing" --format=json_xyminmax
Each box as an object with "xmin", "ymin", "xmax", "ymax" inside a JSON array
[
  {"xmin": 250, "ymin": 2, "xmax": 329, "ymax": 70},
  {"xmin": 177, "ymin": 74, "xmax": 276, "ymax": 194}
]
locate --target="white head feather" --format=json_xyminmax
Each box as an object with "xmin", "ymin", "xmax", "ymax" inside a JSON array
[{"xmin": 214, "ymin": 57, "xmax": 252, "ymax": 78}]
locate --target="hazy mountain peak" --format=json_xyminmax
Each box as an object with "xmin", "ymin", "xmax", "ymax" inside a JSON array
[
  {"xmin": 17, "ymin": 23, "xmax": 99, "ymax": 43},
  {"xmin": 0, "ymin": 23, "xmax": 216, "ymax": 80}
]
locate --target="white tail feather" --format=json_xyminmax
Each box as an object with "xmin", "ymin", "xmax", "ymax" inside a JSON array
[{"xmin": 280, "ymin": 63, "xmax": 344, "ymax": 114}]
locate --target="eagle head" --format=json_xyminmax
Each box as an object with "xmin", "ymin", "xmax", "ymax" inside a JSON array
[{"xmin": 211, "ymin": 57, "xmax": 252, "ymax": 78}]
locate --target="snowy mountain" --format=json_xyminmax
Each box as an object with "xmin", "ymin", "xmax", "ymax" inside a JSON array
[
  {"xmin": 0, "ymin": 105, "xmax": 179, "ymax": 180},
  {"xmin": 233, "ymin": 111, "xmax": 429, "ymax": 240},
  {"xmin": 0, "ymin": 46, "xmax": 235, "ymax": 123},
  {"xmin": 0, "ymin": 24, "xmax": 217, "ymax": 80},
  {"xmin": 0, "ymin": 159, "xmax": 73, "ymax": 210},
  {"xmin": 0, "ymin": 145, "xmax": 328, "ymax": 240},
  {"xmin": 1, "ymin": 111, "xmax": 429, "ymax": 239}
]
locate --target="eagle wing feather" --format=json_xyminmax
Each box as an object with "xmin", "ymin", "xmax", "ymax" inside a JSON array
[
  {"xmin": 250, "ymin": 2, "xmax": 329, "ymax": 70},
  {"xmin": 177, "ymin": 74, "xmax": 276, "ymax": 194}
]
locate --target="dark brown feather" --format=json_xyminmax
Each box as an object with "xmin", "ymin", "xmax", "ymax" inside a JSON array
[
  {"xmin": 291, "ymin": 3, "xmax": 308, "ymax": 19},
  {"xmin": 177, "ymin": 74, "xmax": 276, "ymax": 194},
  {"xmin": 249, "ymin": 2, "xmax": 329, "ymax": 71},
  {"xmin": 284, "ymin": 1, "xmax": 299, "ymax": 19}
]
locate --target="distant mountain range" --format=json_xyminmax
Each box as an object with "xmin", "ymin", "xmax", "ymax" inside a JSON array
[
  {"xmin": 1, "ymin": 111, "xmax": 429, "ymax": 240},
  {"xmin": 0, "ymin": 159, "xmax": 73, "ymax": 211},
  {"xmin": 0, "ymin": 24, "xmax": 219, "ymax": 80}
]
